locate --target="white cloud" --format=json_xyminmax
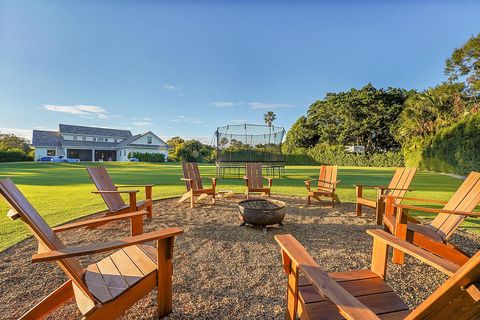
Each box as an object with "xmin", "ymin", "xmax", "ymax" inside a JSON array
[
  {"xmin": 40, "ymin": 104, "xmax": 120, "ymax": 119},
  {"xmin": 0, "ymin": 128, "xmax": 33, "ymax": 141},
  {"xmin": 163, "ymin": 83, "xmax": 180, "ymax": 91},
  {"xmin": 248, "ymin": 102, "xmax": 295, "ymax": 109},
  {"xmin": 211, "ymin": 101, "xmax": 237, "ymax": 107},
  {"xmin": 170, "ymin": 115, "xmax": 203, "ymax": 124},
  {"xmin": 132, "ymin": 121, "xmax": 153, "ymax": 127}
]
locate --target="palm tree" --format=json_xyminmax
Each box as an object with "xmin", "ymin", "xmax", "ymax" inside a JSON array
[
  {"xmin": 264, "ymin": 111, "xmax": 277, "ymax": 145},
  {"xmin": 264, "ymin": 111, "xmax": 276, "ymax": 126}
]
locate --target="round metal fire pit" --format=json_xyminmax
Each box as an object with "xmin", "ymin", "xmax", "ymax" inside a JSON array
[{"xmin": 238, "ymin": 198, "xmax": 285, "ymax": 232}]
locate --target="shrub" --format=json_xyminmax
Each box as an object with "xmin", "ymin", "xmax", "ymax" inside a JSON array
[
  {"xmin": 0, "ymin": 149, "xmax": 34, "ymax": 162},
  {"xmin": 131, "ymin": 152, "xmax": 166, "ymax": 162},
  {"xmin": 284, "ymin": 144, "xmax": 404, "ymax": 167}
]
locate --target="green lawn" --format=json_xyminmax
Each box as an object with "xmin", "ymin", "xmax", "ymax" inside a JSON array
[{"xmin": 0, "ymin": 162, "xmax": 478, "ymax": 251}]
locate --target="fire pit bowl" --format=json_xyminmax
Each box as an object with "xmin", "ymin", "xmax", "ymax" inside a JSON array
[{"xmin": 238, "ymin": 198, "xmax": 286, "ymax": 230}]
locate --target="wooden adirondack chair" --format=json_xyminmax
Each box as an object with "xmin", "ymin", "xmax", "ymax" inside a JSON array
[
  {"xmin": 0, "ymin": 178, "xmax": 183, "ymax": 319},
  {"xmin": 355, "ymin": 167, "xmax": 417, "ymax": 225},
  {"xmin": 244, "ymin": 162, "xmax": 273, "ymax": 199},
  {"xmin": 86, "ymin": 166, "xmax": 153, "ymax": 218},
  {"xmin": 384, "ymin": 171, "xmax": 480, "ymax": 266},
  {"xmin": 178, "ymin": 162, "xmax": 216, "ymax": 208},
  {"xmin": 276, "ymin": 230, "xmax": 480, "ymax": 320},
  {"xmin": 305, "ymin": 165, "xmax": 340, "ymax": 207}
]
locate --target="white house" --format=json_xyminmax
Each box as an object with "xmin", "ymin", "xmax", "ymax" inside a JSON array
[{"xmin": 32, "ymin": 124, "xmax": 169, "ymax": 161}]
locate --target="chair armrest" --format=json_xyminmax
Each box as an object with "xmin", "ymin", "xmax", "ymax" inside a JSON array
[
  {"xmin": 264, "ymin": 177, "xmax": 273, "ymax": 181},
  {"xmin": 376, "ymin": 187, "xmax": 411, "ymax": 191},
  {"xmin": 32, "ymin": 227, "xmax": 184, "ymax": 263},
  {"xmin": 52, "ymin": 210, "xmax": 148, "ymax": 233},
  {"xmin": 366, "ymin": 229, "xmax": 460, "ymax": 276},
  {"xmin": 116, "ymin": 184, "xmax": 156, "ymax": 187},
  {"xmin": 381, "ymin": 195, "xmax": 448, "ymax": 204},
  {"xmin": 353, "ymin": 184, "xmax": 387, "ymax": 189},
  {"xmin": 180, "ymin": 178, "xmax": 194, "ymax": 182},
  {"xmin": 275, "ymin": 234, "xmax": 381, "ymax": 319},
  {"xmin": 394, "ymin": 204, "xmax": 480, "ymax": 217},
  {"xmin": 92, "ymin": 190, "xmax": 139, "ymax": 194}
]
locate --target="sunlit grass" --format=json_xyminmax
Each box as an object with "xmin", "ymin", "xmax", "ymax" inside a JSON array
[{"xmin": 0, "ymin": 162, "xmax": 477, "ymax": 251}]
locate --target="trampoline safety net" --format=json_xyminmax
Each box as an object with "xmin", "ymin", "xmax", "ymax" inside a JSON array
[{"xmin": 214, "ymin": 124, "xmax": 285, "ymax": 162}]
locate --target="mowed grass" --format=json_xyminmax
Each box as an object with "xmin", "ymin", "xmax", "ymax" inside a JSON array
[{"xmin": 0, "ymin": 162, "xmax": 478, "ymax": 251}]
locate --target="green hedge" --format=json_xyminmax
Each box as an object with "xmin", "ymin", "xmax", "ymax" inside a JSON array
[
  {"xmin": 404, "ymin": 113, "xmax": 480, "ymax": 174},
  {"xmin": 0, "ymin": 149, "xmax": 33, "ymax": 162},
  {"xmin": 284, "ymin": 144, "xmax": 404, "ymax": 167},
  {"xmin": 130, "ymin": 152, "xmax": 166, "ymax": 162}
]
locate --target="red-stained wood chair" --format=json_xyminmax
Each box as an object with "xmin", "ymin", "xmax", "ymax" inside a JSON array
[
  {"xmin": 0, "ymin": 178, "xmax": 183, "ymax": 319},
  {"xmin": 275, "ymin": 231, "xmax": 479, "ymax": 320},
  {"xmin": 384, "ymin": 171, "xmax": 480, "ymax": 266},
  {"xmin": 244, "ymin": 163, "xmax": 272, "ymax": 199},
  {"xmin": 305, "ymin": 165, "xmax": 340, "ymax": 207},
  {"xmin": 86, "ymin": 166, "xmax": 154, "ymax": 218},
  {"xmin": 178, "ymin": 162, "xmax": 216, "ymax": 208},
  {"xmin": 355, "ymin": 167, "xmax": 417, "ymax": 224}
]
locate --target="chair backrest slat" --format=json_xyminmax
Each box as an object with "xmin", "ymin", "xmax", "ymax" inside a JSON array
[
  {"xmin": 246, "ymin": 163, "xmax": 263, "ymax": 189},
  {"xmin": 430, "ymin": 172, "xmax": 480, "ymax": 240},
  {"xmin": 317, "ymin": 165, "xmax": 338, "ymax": 190},
  {"xmin": 182, "ymin": 162, "xmax": 203, "ymax": 191},
  {"xmin": 86, "ymin": 166, "xmax": 126, "ymax": 212},
  {"xmin": 0, "ymin": 178, "xmax": 95, "ymax": 303},
  {"xmin": 386, "ymin": 168, "xmax": 417, "ymax": 202},
  {"xmin": 407, "ymin": 251, "xmax": 480, "ymax": 319}
]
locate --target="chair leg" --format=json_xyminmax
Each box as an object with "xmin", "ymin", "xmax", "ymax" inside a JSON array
[
  {"xmin": 307, "ymin": 195, "xmax": 311, "ymax": 205},
  {"xmin": 355, "ymin": 185, "xmax": 363, "ymax": 216},
  {"xmin": 331, "ymin": 196, "xmax": 335, "ymax": 207},
  {"xmin": 212, "ymin": 192, "xmax": 216, "ymax": 204},
  {"xmin": 146, "ymin": 204, "xmax": 153, "ymax": 219},
  {"xmin": 157, "ymin": 239, "xmax": 173, "ymax": 318},
  {"xmin": 190, "ymin": 192, "xmax": 194, "ymax": 208}
]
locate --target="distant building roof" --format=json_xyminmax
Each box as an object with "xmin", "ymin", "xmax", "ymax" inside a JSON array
[
  {"xmin": 59, "ymin": 124, "xmax": 132, "ymax": 138},
  {"xmin": 62, "ymin": 140, "xmax": 119, "ymax": 148},
  {"xmin": 116, "ymin": 134, "xmax": 143, "ymax": 148},
  {"xmin": 31, "ymin": 130, "xmax": 62, "ymax": 147}
]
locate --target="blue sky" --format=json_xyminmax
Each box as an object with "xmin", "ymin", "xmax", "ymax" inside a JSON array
[{"xmin": 1, "ymin": 1, "xmax": 479, "ymax": 143}]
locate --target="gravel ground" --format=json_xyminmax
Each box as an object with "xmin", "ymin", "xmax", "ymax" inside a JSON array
[{"xmin": 0, "ymin": 195, "xmax": 479, "ymax": 319}]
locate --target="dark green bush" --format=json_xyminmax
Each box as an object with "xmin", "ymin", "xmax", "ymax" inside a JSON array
[
  {"xmin": 403, "ymin": 113, "xmax": 480, "ymax": 174},
  {"xmin": 131, "ymin": 152, "xmax": 166, "ymax": 162},
  {"xmin": 284, "ymin": 144, "xmax": 404, "ymax": 167},
  {"xmin": 0, "ymin": 149, "xmax": 33, "ymax": 162}
]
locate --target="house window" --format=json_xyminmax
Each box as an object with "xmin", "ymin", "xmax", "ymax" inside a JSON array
[
  {"xmin": 82, "ymin": 136, "xmax": 86, "ymax": 141},
  {"xmin": 147, "ymin": 136, "xmax": 152, "ymax": 144},
  {"xmin": 114, "ymin": 139, "xmax": 118, "ymax": 143},
  {"xmin": 47, "ymin": 149, "xmax": 56, "ymax": 156},
  {"xmin": 73, "ymin": 136, "xmax": 77, "ymax": 140},
  {"xmin": 93, "ymin": 137, "xmax": 97, "ymax": 141}
]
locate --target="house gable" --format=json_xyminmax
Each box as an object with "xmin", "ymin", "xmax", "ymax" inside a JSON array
[{"xmin": 122, "ymin": 132, "xmax": 169, "ymax": 148}]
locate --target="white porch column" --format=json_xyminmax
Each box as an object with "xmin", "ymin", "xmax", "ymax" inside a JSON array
[{"xmin": 92, "ymin": 149, "xmax": 95, "ymax": 162}]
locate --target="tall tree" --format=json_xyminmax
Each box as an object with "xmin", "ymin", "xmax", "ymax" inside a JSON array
[
  {"xmin": 445, "ymin": 33, "xmax": 480, "ymax": 102},
  {"xmin": 0, "ymin": 133, "xmax": 31, "ymax": 153}
]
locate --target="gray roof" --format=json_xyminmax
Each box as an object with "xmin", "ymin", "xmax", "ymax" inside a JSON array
[
  {"xmin": 59, "ymin": 124, "xmax": 132, "ymax": 138},
  {"xmin": 116, "ymin": 134, "xmax": 142, "ymax": 148},
  {"xmin": 32, "ymin": 130, "xmax": 62, "ymax": 147}
]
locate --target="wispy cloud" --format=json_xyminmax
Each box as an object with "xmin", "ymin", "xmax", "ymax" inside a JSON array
[
  {"xmin": 230, "ymin": 119, "xmax": 247, "ymax": 124},
  {"xmin": 211, "ymin": 101, "xmax": 295, "ymax": 109},
  {"xmin": 211, "ymin": 101, "xmax": 238, "ymax": 107},
  {"xmin": 163, "ymin": 83, "xmax": 180, "ymax": 91},
  {"xmin": 171, "ymin": 115, "xmax": 203, "ymax": 124},
  {"xmin": 248, "ymin": 102, "xmax": 295, "ymax": 109},
  {"xmin": 132, "ymin": 121, "xmax": 153, "ymax": 127},
  {"xmin": 40, "ymin": 104, "xmax": 120, "ymax": 119}
]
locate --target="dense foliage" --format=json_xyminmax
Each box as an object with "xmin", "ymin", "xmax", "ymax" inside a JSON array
[
  {"xmin": 285, "ymin": 84, "xmax": 411, "ymax": 153},
  {"xmin": 167, "ymin": 137, "xmax": 214, "ymax": 163},
  {"xmin": 0, "ymin": 149, "xmax": 33, "ymax": 162},
  {"xmin": 130, "ymin": 152, "xmax": 166, "ymax": 162},
  {"xmin": 0, "ymin": 133, "xmax": 33, "ymax": 162},
  {"xmin": 285, "ymin": 34, "xmax": 480, "ymax": 174}
]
